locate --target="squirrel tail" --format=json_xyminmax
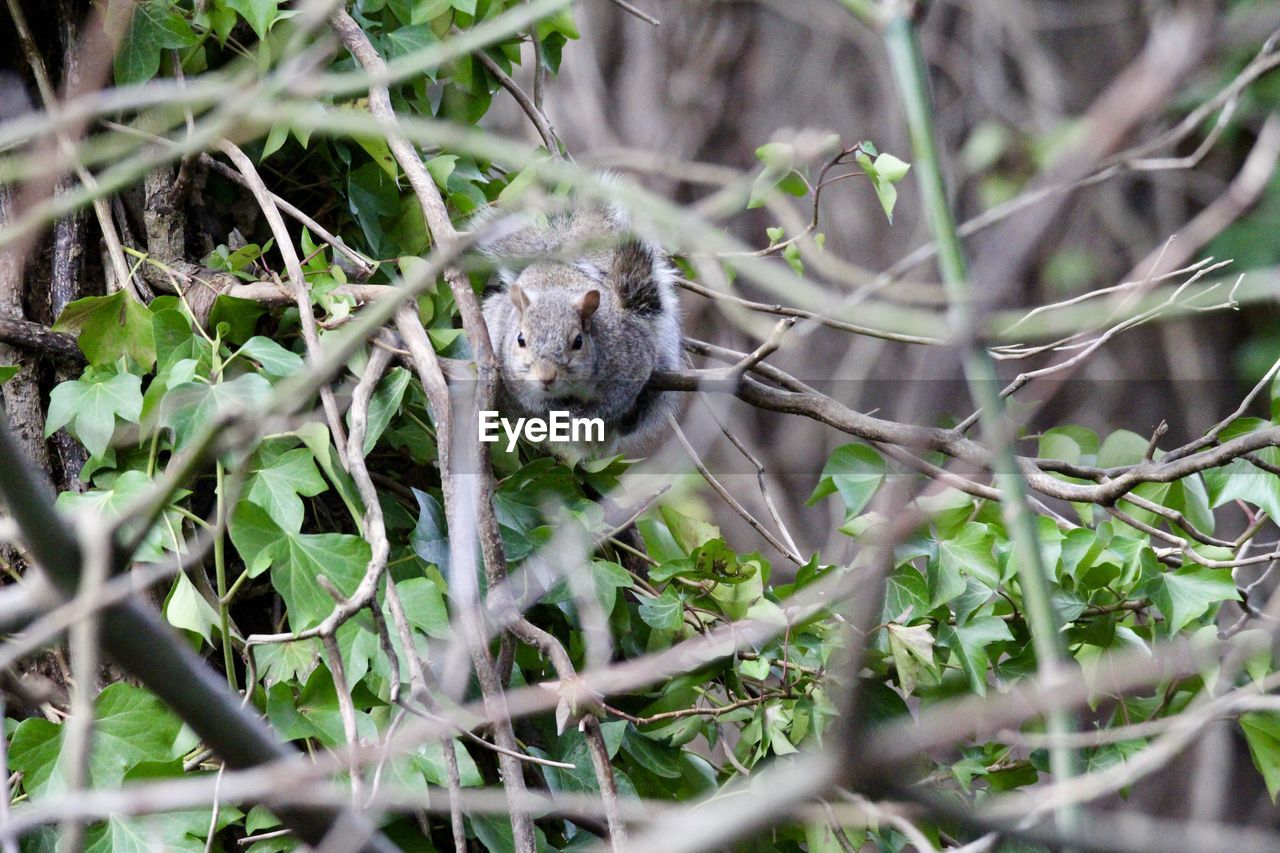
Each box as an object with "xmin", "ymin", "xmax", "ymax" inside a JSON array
[{"xmin": 610, "ymin": 239, "xmax": 670, "ymax": 318}]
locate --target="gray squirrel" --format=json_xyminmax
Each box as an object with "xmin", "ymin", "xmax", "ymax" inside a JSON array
[{"xmin": 479, "ymin": 199, "xmax": 682, "ymax": 454}]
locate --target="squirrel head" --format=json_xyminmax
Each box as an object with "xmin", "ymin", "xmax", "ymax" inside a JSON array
[{"xmin": 501, "ymin": 280, "xmax": 602, "ymax": 397}]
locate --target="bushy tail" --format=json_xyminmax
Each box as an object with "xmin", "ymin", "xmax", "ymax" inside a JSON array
[{"xmin": 610, "ymin": 239, "xmax": 668, "ymax": 318}]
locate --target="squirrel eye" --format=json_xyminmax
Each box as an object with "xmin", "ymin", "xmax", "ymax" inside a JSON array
[
  {"xmin": 571, "ymin": 333, "xmax": 584, "ymax": 351},
  {"xmin": 517, "ymin": 332, "xmax": 526, "ymax": 348}
]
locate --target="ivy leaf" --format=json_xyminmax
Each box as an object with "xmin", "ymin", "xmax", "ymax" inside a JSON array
[
  {"xmin": 0, "ymin": 365, "xmax": 18, "ymax": 383},
  {"xmin": 385, "ymin": 24, "xmax": 442, "ymax": 66},
  {"xmin": 45, "ymin": 370, "xmax": 143, "ymax": 459},
  {"xmin": 935, "ymin": 523, "xmax": 1000, "ymax": 595},
  {"xmin": 1142, "ymin": 565, "xmax": 1239, "ymax": 636},
  {"xmin": 1060, "ymin": 523, "xmax": 1113, "ymax": 583},
  {"xmin": 236, "ymin": 336, "xmax": 304, "ymax": 380},
  {"xmin": 1243, "ymin": 712, "xmax": 1280, "ymax": 802},
  {"xmin": 114, "ymin": 1, "xmax": 199, "ymax": 86},
  {"xmin": 1203, "ymin": 420, "xmax": 1280, "ymax": 521},
  {"xmin": 388, "ymin": 0, "xmax": 452, "ymax": 25},
  {"xmin": 57, "ymin": 470, "xmax": 187, "ymax": 563},
  {"xmin": 162, "ymin": 373, "xmax": 273, "ymax": 450},
  {"xmin": 244, "ymin": 445, "xmax": 328, "ymax": 533},
  {"xmin": 938, "ymin": 616, "xmax": 1014, "ymax": 696},
  {"xmin": 228, "ymin": 501, "xmax": 282, "ymax": 577},
  {"xmin": 253, "ymin": 638, "xmax": 321, "ymax": 688},
  {"xmin": 658, "ymin": 506, "xmax": 720, "ymax": 555},
  {"xmin": 807, "ymin": 443, "xmax": 885, "ymax": 516},
  {"xmin": 225, "ymin": 0, "xmax": 280, "ymax": 39},
  {"xmin": 639, "ymin": 588, "xmax": 685, "ymax": 632},
  {"xmin": 927, "ymin": 551, "xmax": 968, "ymax": 610},
  {"xmin": 396, "ymin": 577, "xmax": 451, "ymax": 639},
  {"xmin": 542, "ymin": 723, "xmax": 630, "ymax": 796},
  {"xmin": 151, "ymin": 307, "xmax": 211, "ymax": 377},
  {"xmin": 622, "ymin": 731, "xmax": 683, "ymax": 779},
  {"xmin": 9, "ymin": 684, "xmax": 194, "ymax": 798},
  {"xmin": 163, "ymin": 572, "xmax": 220, "ymax": 643},
  {"xmin": 591, "ymin": 560, "xmax": 635, "ymax": 614},
  {"xmin": 411, "ymin": 489, "xmax": 450, "ymax": 575},
  {"xmin": 54, "ymin": 291, "xmax": 156, "ymax": 369},
  {"xmin": 881, "ymin": 564, "xmax": 929, "ymax": 624},
  {"xmin": 207, "ymin": 295, "xmax": 265, "ymax": 344},
  {"xmin": 356, "ymin": 366, "xmax": 412, "ymax": 454},
  {"xmin": 229, "ymin": 504, "xmax": 370, "ymax": 630},
  {"xmin": 886, "ymin": 622, "xmax": 935, "ymax": 696}
]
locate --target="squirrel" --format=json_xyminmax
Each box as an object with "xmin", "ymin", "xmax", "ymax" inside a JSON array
[{"xmin": 479, "ymin": 198, "xmax": 682, "ymax": 455}]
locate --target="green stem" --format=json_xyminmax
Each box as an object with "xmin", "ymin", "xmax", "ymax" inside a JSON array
[
  {"xmin": 221, "ymin": 564, "xmax": 253, "ymax": 608},
  {"xmin": 215, "ymin": 461, "xmax": 237, "ymax": 692},
  {"xmin": 879, "ymin": 9, "xmax": 1080, "ymax": 833}
]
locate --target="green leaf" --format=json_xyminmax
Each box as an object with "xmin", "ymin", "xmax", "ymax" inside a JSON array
[
  {"xmin": 709, "ymin": 559, "xmax": 764, "ymax": 620},
  {"xmin": 396, "ymin": 577, "xmax": 451, "ymax": 639},
  {"xmin": 114, "ymin": 1, "xmax": 197, "ymax": 86},
  {"xmin": 228, "ymin": 504, "xmax": 370, "ymax": 630},
  {"xmin": 57, "ymin": 470, "xmax": 188, "ymax": 563},
  {"xmin": 873, "ymin": 153, "xmax": 910, "ymax": 182},
  {"xmin": 755, "ymin": 142, "xmax": 794, "ymax": 170},
  {"xmin": 541, "ymin": 723, "xmax": 631, "ymax": 797},
  {"xmin": 938, "ymin": 616, "xmax": 1013, "ymax": 695},
  {"xmin": 926, "ymin": 550, "xmax": 968, "ymax": 610},
  {"xmin": 237, "ymin": 336, "xmax": 304, "ymax": 380},
  {"xmin": 385, "ymin": 23, "xmax": 442, "ymax": 62},
  {"xmin": 228, "ymin": 501, "xmax": 282, "ymax": 576},
  {"xmin": 1142, "ymin": 564, "xmax": 1239, "ymax": 636},
  {"xmin": 388, "ymin": 0, "xmax": 451, "ymax": 25},
  {"xmin": 0, "ymin": 365, "xmax": 18, "ymax": 383},
  {"xmin": 806, "ymin": 821, "xmax": 866, "ymax": 853},
  {"xmin": 807, "ymin": 443, "xmax": 885, "ymax": 516},
  {"xmin": 410, "ymin": 489, "xmax": 450, "ymax": 574},
  {"xmin": 638, "ymin": 588, "xmax": 684, "ymax": 632},
  {"xmin": 45, "ymin": 370, "xmax": 143, "ymax": 459},
  {"xmin": 162, "ymin": 373, "xmax": 273, "ymax": 450},
  {"xmin": 272, "ymin": 527, "xmax": 371, "ymax": 629},
  {"xmin": 261, "ymin": 122, "xmax": 290, "ymax": 160},
  {"xmin": 357, "ymin": 366, "xmax": 412, "ymax": 454},
  {"xmin": 856, "ymin": 151, "xmax": 911, "ymax": 223},
  {"xmin": 658, "ymin": 506, "xmax": 720, "ymax": 555},
  {"xmin": 1242, "ymin": 712, "xmax": 1280, "ymax": 802},
  {"xmin": 881, "ymin": 564, "xmax": 929, "ymax": 624},
  {"xmin": 592, "ymin": 560, "xmax": 635, "ymax": 614},
  {"xmin": 253, "ymin": 638, "xmax": 321, "ymax": 687},
  {"xmin": 207, "ymin": 295, "xmax": 265, "ymax": 343},
  {"xmin": 1097, "ymin": 429, "xmax": 1151, "ymax": 467},
  {"xmin": 225, "ymin": 0, "xmax": 279, "ymax": 39},
  {"xmin": 163, "ymin": 572, "xmax": 220, "ymax": 643},
  {"xmin": 886, "ymin": 622, "xmax": 934, "ymax": 696},
  {"xmin": 54, "ymin": 291, "xmax": 156, "ymax": 369},
  {"xmin": 10, "ymin": 684, "xmax": 193, "ymax": 798},
  {"xmin": 935, "ymin": 523, "xmax": 999, "ymax": 593},
  {"xmin": 244, "ymin": 445, "xmax": 328, "ymax": 533},
  {"xmin": 426, "ymin": 154, "xmax": 457, "ymax": 187}
]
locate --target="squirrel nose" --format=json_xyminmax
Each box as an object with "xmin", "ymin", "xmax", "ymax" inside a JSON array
[{"xmin": 532, "ymin": 363, "xmax": 557, "ymax": 387}]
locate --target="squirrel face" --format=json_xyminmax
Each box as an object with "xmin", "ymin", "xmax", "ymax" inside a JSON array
[{"xmin": 503, "ymin": 281, "xmax": 601, "ymax": 400}]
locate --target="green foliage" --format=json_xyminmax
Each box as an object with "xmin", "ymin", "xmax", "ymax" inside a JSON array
[{"xmin": 855, "ymin": 145, "xmax": 911, "ymax": 223}]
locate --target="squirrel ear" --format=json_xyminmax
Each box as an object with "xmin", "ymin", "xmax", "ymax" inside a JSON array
[
  {"xmin": 510, "ymin": 284, "xmax": 531, "ymax": 316},
  {"xmin": 578, "ymin": 289, "xmax": 601, "ymax": 322}
]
